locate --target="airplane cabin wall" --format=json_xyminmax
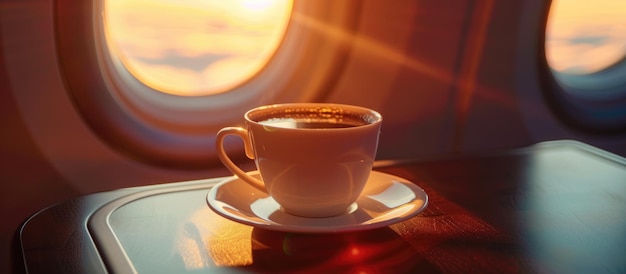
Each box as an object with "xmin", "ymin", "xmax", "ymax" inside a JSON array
[
  {"xmin": 332, "ymin": 0, "xmax": 626, "ymax": 158},
  {"xmin": 331, "ymin": 0, "xmax": 536, "ymax": 159}
]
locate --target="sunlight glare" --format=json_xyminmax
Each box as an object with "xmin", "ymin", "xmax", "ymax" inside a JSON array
[{"xmin": 240, "ymin": 0, "xmax": 276, "ymax": 11}]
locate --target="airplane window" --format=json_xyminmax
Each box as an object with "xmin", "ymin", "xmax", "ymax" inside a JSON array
[
  {"xmin": 55, "ymin": 0, "xmax": 360, "ymax": 167},
  {"xmin": 104, "ymin": 0, "xmax": 292, "ymax": 96},
  {"xmin": 543, "ymin": 0, "xmax": 626, "ymax": 132}
]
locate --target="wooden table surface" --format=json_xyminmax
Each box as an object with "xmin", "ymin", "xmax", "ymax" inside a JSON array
[{"xmin": 14, "ymin": 140, "xmax": 626, "ymax": 273}]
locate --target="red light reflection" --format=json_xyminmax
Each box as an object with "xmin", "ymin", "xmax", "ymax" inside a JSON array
[{"xmin": 249, "ymin": 227, "xmax": 429, "ymax": 273}]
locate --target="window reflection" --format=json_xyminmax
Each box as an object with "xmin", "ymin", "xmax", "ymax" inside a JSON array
[{"xmin": 104, "ymin": 0, "xmax": 292, "ymax": 96}]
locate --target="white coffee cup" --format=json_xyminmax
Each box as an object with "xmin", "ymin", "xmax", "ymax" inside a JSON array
[{"xmin": 216, "ymin": 103, "xmax": 382, "ymax": 218}]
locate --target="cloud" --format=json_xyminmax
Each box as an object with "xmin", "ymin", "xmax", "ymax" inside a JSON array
[
  {"xmin": 568, "ymin": 35, "xmax": 608, "ymax": 46},
  {"xmin": 546, "ymin": 23, "xmax": 626, "ymax": 74},
  {"xmin": 135, "ymin": 50, "xmax": 233, "ymax": 73}
]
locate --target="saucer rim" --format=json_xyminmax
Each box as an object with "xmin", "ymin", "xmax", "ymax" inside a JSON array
[{"xmin": 206, "ymin": 170, "xmax": 428, "ymax": 233}]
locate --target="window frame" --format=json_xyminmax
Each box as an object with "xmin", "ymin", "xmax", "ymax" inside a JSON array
[{"xmin": 54, "ymin": 0, "xmax": 362, "ymax": 168}]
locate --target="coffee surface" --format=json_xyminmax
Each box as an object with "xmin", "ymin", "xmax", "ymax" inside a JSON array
[
  {"xmin": 259, "ymin": 118, "xmax": 363, "ymax": 129},
  {"xmin": 249, "ymin": 105, "xmax": 380, "ymax": 129}
]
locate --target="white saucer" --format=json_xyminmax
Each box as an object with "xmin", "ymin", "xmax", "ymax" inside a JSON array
[{"xmin": 206, "ymin": 171, "xmax": 428, "ymax": 233}]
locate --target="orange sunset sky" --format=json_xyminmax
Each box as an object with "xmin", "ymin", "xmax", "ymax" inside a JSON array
[
  {"xmin": 105, "ymin": 0, "xmax": 292, "ymax": 96},
  {"xmin": 546, "ymin": 0, "xmax": 626, "ymax": 74}
]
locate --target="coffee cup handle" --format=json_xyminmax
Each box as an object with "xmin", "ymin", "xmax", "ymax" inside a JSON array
[{"xmin": 215, "ymin": 127, "xmax": 266, "ymax": 192}]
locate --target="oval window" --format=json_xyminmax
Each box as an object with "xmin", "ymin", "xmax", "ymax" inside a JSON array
[
  {"xmin": 55, "ymin": 0, "xmax": 360, "ymax": 167},
  {"xmin": 104, "ymin": 0, "xmax": 293, "ymax": 96},
  {"xmin": 543, "ymin": 0, "xmax": 626, "ymax": 132}
]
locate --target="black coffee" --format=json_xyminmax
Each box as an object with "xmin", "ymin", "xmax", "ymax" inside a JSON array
[
  {"xmin": 259, "ymin": 118, "xmax": 364, "ymax": 129},
  {"xmin": 249, "ymin": 105, "xmax": 379, "ymax": 129}
]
